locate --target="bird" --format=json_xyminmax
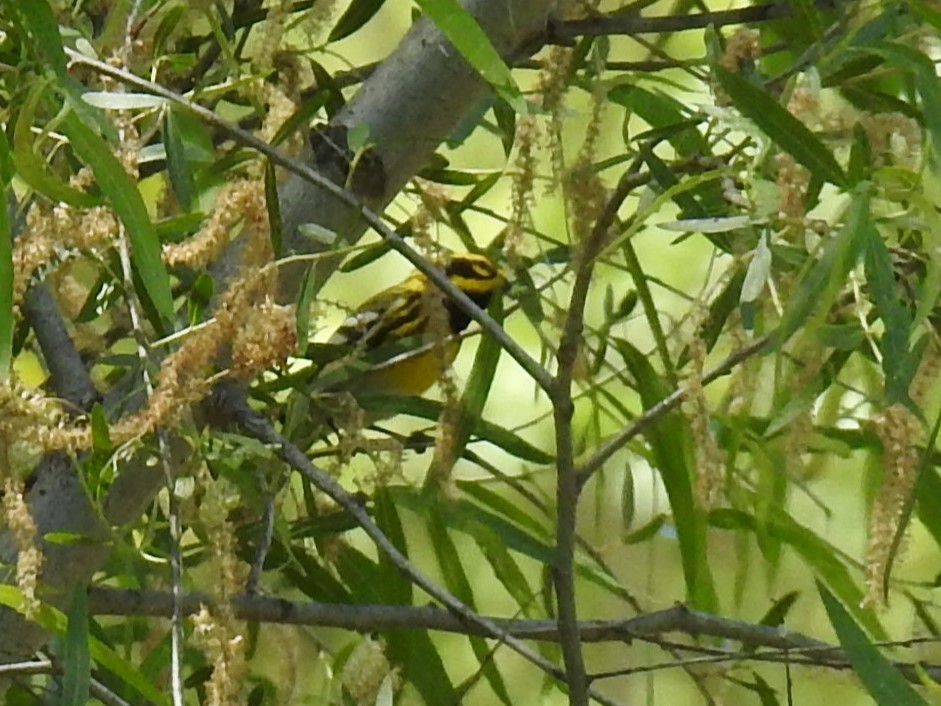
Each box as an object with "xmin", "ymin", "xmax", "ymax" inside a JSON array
[{"xmin": 322, "ymin": 251, "xmax": 505, "ymax": 398}]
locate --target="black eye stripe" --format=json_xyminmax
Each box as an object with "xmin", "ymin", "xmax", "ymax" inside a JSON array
[{"xmin": 446, "ymin": 257, "xmax": 497, "ymax": 280}]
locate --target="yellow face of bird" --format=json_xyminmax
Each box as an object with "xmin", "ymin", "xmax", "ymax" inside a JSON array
[{"xmin": 327, "ymin": 252, "xmax": 504, "ymax": 396}]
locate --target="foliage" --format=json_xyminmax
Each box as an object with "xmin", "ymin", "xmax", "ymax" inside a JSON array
[{"xmin": 1, "ymin": 0, "xmax": 941, "ymax": 705}]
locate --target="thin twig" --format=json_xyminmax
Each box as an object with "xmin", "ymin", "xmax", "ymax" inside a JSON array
[
  {"xmin": 0, "ymin": 659, "xmax": 138, "ymax": 706},
  {"xmin": 578, "ymin": 334, "xmax": 771, "ymax": 483},
  {"xmin": 115, "ymin": 224, "xmax": 184, "ymax": 706},
  {"xmin": 551, "ymin": 161, "xmax": 646, "ymax": 706},
  {"xmin": 547, "ymin": 1, "xmax": 827, "ymax": 43}
]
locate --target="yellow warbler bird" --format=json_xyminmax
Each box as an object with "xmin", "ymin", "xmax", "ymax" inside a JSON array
[{"xmin": 325, "ymin": 252, "xmax": 504, "ymax": 397}]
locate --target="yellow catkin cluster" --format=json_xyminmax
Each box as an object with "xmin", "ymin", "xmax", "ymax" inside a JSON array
[
  {"xmin": 566, "ymin": 89, "xmax": 607, "ymax": 248},
  {"xmin": 192, "ymin": 605, "xmax": 247, "ymax": 706},
  {"xmin": 230, "ymin": 299, "xmax": 297, "ymax": 378},
  {"xmin": 683, "ymin": 337, "xmax": 725, "ymax": 510},
  {"xmin": 719, "ymin": 28, "xmax": 761, "ymax": 72},
  {"xmin": 340, "ymin": 637, "xmax": 398, "ymax": 705},
  {"xmin": 864, "ymin": 402, "xmax": 923, "ymax": 606},
  {"xmin": 775, "ymin": 152, "xmax": 810, "ymax": 221},
  {"xmin": 506, "ymin": 115, "xmax": 538, "ymax": 265},
  {"xmin": 254, "ymin": 0, "xmax": 290, "ymax": 72},
  {"xmin": 163, "ymin": 178, "xmax": 268, "ymax": 268},
  {"xmin": 108, "ymin": 265, "xmax": 280, "ymax": 441},
  {"xmin": 2, "ymin": 476, "xmax": 43, "ymax": 620},
  {"xmin": 859, "ymin": 112, "xmax": 922, "ymax": 169},
  {"xmin": 19, "ymin": 258, "xmax": 283, "ymax": 453},
  {"xmin": 0, "ymin": 375, "xmax": 87, "ymax": 463},
  {"xmin": 538, "ymin": 45, "xmax": 575, "ymax": 190},
  {"xmin": 12, "ymin": 204, "xmax": 117, "ymax": 309},
  {"xmin": 192, "ymin": 469, "xmax": 248, "ymax": 706}
]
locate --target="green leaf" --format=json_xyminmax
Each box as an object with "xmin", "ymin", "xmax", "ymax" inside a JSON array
[
  {"xmin": 862, "ymin": 217, "xmax": 914, "ymax": 404},
  {"xmin": 0, "ymin": 185, "xmax": 11, "ymax": 379},
  {"xmin": 373, "ymin": 489, "xmax": 412, "ymax": 604},
  {"xmin": 61, "ymin": 112, "xmax": 175, "ymax": 325},
  {"xmin": 758, "ymin": 591, "xmax": 800, "ymax": 628},
  {"xmin": 791, "ymin": 0, "xmax": 824, "ymax": 39},
  {"xmin": 163, "ymin": 109, "xmax": 195, "ymax": 212},
  {"xmin": 775, "ymin": 188, "xmax": 869, "ymax": 346},
  {"xmin": 712, "ymin": 507, "xmax": 886, "ymax": 639},
  {"xmin": 470, "ymin": 521, "xmax": 537, "ymax": 612},
  {"xmin": 615, "ymin": 338, "xmax": 717, "ymax": 611},
  {"xmin": 412, "ymin": 0, "xmax": 525, "ymax": 112},
  {"xmin": 819, "ymin": 584, "xmax": 929, "ymax": 706},
  {"xmin": 13, "ymin": 82, "xmax": 101, "ymax": 209},
  {"xmin": 8, "ymin": 0, "xmax": 68, "ymax": 79},
  {"xmin": 329, "ymin": 0, "xmax": 388, "ymax": 41},
  {"xmin": 295, "ymin": 266, "xmax": 317, "ymax": 353},
  {"xmin": 265, "ymin": 159, "xmax": 282, "ymax": 256},
  {"xmin": 457, "ymin": 480, "xmax": 551, "ymax": 537},
  {"xmin": 425, "ymin": 505, "xmax": 512, "ymax": 705},
  {"xmin": 608, "ymin": 84, "xmax": 707, "ymax": 157},
  {"xmin": 0, "ymin": 585, "xmax": 169, "ymax": 706},
  {"xmin": 740, "ymin": 232, "xmax": 772, "ymax": 304},
  {"xmin": 82, "ymin": 92, "xmax": 167, "ymax": 110},
  {"xmin": 374, "ymin": 492, "xmax": 457, "ymax": 703},
  {"xmin": 61, "ymin": 585, "xmax": 90, "ymax": 706},
  {"xmin": 713, "ymin": 65, "xmax": 846, "ymax": 187}
]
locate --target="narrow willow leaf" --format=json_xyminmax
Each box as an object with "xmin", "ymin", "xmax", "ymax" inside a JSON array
[
  {"xmin": 61, "ymin": 585, "xmax": 91, "ymax": 706},
  {"xmin": 660, "ymin": 215, "xmax": 763, "ymax": 234},
  {"xmin": 711, "ymin": 508, "xmax": 886, "ymax": 639},
  {"xmin": 863, "ymin": 218, "xmax": 914, "ymax": 404},
  {"xmin": 62, "ymin": 112, "xmax": 175, "ymax": 324},
  {"xmin": 8, "ymin": 0, "xmax": 68, "ymax": 78},
  {"xmin": 163, "ymin": 108, "xmax": 195, "ymax": 212},
  {"xmin": 374, "ymin": 491, "xmax": 457, "ymax": 703},
  {"xmin": 614, "ymin": 339, "xmax": 718, "ymax": 611},
  {"xmin": 425, "ymin": 506, "xmax": 512, "ymax": 705},
  {"xmin": 0, "ymin": 586, "xmax": 169, "ymax": 706},
  {"xmin": 819, "ymin": 584, "xmax": 929, "ymax": 706},
  {"xmin": 82, "ymin": 92, "xmax": 167, "ymax": 110},
  {"xmin": 265, "ymin": 159, "xmax": 282, "ymax": 256},
  {"xmin": 740, "ymin": 232, "xmax": 772, "ymax": 304},
  {"xmin": 775, "ymin": 189, "xmax": 869, "ymax": 346},
  {"xmin": 373, "ymin": 489, "xmax": 412, "ymax": 604},
  {"xmin": 358, "ymin": 394, "xmax": 553, "ymax": 464},
  {"xmin": 714, "ymin": 65, "xmax": 846, "ymax": 187},
  {"xmin": 0, "ymin": 185, "xmax": 11, "ymax": 379},
  {"xmin": 329, "ymin": 0, "xmax": 388, "ymax": 41},
  {"xmin": 428, "ymin": 295, "xmax": 504, "ymax": 484},
  {"xmin": 13, "ymin": 83, "xmax": 101, "ymax": 208}
]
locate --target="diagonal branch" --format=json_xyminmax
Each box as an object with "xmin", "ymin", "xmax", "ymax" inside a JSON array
[{"xmin": 210, "ymin": 380, "xmax": 624, "ymax": 706}]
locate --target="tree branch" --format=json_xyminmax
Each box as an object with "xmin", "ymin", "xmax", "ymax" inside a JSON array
[
  {"xmin": 86, "ymin": 587, "xmax": 941, "ymax": 685},
  {"xmin": 546, "ymin": 1, "xmax": 835, "ymax": 44}
]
